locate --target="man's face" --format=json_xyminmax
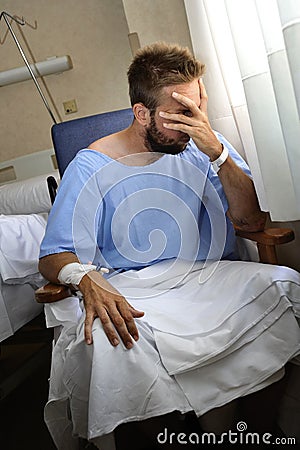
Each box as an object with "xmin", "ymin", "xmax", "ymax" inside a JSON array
[{"xmin": 145, "ymin": 79, "xmax": 201, "ymax": 154}]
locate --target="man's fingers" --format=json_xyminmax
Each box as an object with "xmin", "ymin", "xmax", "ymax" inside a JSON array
[
  {"xmin": 159, "ymin": 110, "xmax": 197, "ymax": 125},
  {"xmin": 162, "ymin": 122, "xmax": 192, "ymax": 134},
  {"xmin": 199, "ymin": 78, "xmax": 208, "ymax": 114},
  {"xmin": 172, "ymin": 91, "xmax": 199, "ymax": 114},
  {"xmin": 130, "ymin": 309, "xmax": 145, "ymax": 318},
  {"xmin": 118, "ymin": 302, "xmax": 141, "ymax": 342},
  {"xmin": 84, "ymin": 311, "xmax": 95, "ymax": 345},
  {"xmin": 84, "ymin": 294, "xmax": 143, "ymax": 349},
  {"xmin": 98, "ymin": 307, "xmax": 122, "ymax": 347},
  {"xmin": 106, "ymin": 303, "xmax": 137, "ymax": 349},
  {"xmin": 85, "ymin": 306, "xmax": 121, "ymax": 347},
  {"xmin": 126, "ymin": 301, "xmax": 145, "ymax": 318}
]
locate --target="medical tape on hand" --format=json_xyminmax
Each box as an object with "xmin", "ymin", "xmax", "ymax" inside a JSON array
[{"xmin": 57, "ymin": 262, "xmax": 97, "ymax": 287}]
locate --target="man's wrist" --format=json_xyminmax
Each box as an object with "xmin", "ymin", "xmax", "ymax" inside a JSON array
[
  {"xmin": 208, "ymin": 142, "xmax": 224, "ymax": 162},
  {"xmin": 210, "ymin": 144, "xmax": 229, "ymax": 173},
  {"xmin": 57, "ymin": 262, "xmax": 97, "ymax": 289}
]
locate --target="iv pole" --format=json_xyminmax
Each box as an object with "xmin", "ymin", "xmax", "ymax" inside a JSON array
[{"xmin": 0, "ymin": 11, "xmax": 58, "ymax": 124}]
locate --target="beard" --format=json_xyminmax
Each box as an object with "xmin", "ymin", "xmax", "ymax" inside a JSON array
[{"xmin": 145, "ymin": 116, "xmax": 190, "ymax": 155}]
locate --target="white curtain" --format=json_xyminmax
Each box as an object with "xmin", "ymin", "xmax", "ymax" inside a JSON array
[{"xmin": 184, "ymin": 0, "xmax": 300, "ymax": 221}]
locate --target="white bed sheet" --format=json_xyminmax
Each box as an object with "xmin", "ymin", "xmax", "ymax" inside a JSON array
[
  {"xmin": 0, "ymin": 213, "xmax": 47, "ymax": 282},
  {"xmin": 0, "ymin": 275, "xmax": 43, "ymax": 342},
  {"xmin": 0, "ymin": 212, "xmax": 48, "ymax": 342}
]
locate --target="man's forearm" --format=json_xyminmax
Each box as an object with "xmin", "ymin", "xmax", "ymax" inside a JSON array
[
  {"xmin": 217, "ymin": 156, "xmax": 267, "ymax": 231},
  {"xmin": 38, "ymin": 252, "xmax": 79, "ymax": 283}
]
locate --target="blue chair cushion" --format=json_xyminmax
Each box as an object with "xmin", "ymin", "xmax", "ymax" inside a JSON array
[{"xmin": 51, "ymin": 108, "xmax": 134, "ymax": 176}]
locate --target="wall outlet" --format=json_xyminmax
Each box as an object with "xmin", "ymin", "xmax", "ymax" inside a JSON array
[{"xmin": 63, "ymin": 99, "xmax": 78, "ymax": 114}]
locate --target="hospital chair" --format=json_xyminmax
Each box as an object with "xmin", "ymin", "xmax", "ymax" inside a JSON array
[
  {"xmin": 36, "ymin": 107, "xmax": 295, "ymax": 303},
  {"xmin": 35, "ymin": 108, "xmax": 297, "ymax": 448}
]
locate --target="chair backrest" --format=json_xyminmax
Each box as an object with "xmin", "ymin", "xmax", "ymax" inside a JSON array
[{"xmin": 51, "ymin": 108, "xmax": 134, "ymax": 176}]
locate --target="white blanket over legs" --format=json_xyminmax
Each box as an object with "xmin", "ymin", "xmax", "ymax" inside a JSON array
[{"xmin": 44, "ymin": 260, "xmax": 300, "ymax": 448}]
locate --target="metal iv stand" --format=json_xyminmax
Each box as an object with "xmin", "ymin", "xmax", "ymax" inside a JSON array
[{"xmin": 0, "ymin": 11, "xmax": 57, "ymax": 124}]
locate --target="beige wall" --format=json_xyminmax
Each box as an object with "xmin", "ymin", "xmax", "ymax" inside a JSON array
[
  {"xmin": 0, "ymin": 0, "xmax": 133, "ymax": 161},
  {"xmin": 122, "ymin": 0, "xmax": 192, "ymax": 49},
  {"xmin": 0, "ymin": 0, "xmax": 192, "ymax": 163}
]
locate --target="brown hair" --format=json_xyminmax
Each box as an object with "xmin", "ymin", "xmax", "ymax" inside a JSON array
[{"xmin": 127, "ymin": 42, "xmax": 205, "ymax": 110}]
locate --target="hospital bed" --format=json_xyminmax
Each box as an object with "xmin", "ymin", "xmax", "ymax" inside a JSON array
[{"xmin": 0, "ymin": 171, "xmax": 58, "ymax": 400}]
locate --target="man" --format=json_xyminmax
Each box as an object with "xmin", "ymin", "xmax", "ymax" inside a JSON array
[{"xmin": 39, "ymin": 43, "xmax": 300, "ymax": 448}]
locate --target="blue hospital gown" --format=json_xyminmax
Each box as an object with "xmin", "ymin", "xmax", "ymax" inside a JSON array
[{"xmin": 40, "ymin": 134, "xmax": 251, "ymax": 268}]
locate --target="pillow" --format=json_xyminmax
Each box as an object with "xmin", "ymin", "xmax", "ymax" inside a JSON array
[
  {"xmin": 0, "ymin": 213, "xmax": 47, "ymax": 282},
  {"xmin": 0, "ymin": 171, "xmax": 59, "ymax": 215}
]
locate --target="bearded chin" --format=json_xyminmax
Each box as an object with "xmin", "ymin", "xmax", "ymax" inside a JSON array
[
  {"xmin": 146, "ymin": 132, "xmax": 186, "ymax": 154},
  {"xmin": 145, "ymin": 118, "xmax": 189, "ymax": 155}
]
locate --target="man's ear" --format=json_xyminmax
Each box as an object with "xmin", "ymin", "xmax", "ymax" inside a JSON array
[{"xmin": 133, "ymin": 103, "xmax": 151, "ymax": 126}]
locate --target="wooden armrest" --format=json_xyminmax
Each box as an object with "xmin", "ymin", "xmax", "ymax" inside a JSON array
[
  {"xmin": 35, "ymin": 283, "xmax": 72, "ymax": 303},
  {"xmin": 235, "ymin": 227, "xmax": 295, "ymax": 265},
  {"xmin": 235, "ymin": 227, "xmax": 295, "ymax": 245}
]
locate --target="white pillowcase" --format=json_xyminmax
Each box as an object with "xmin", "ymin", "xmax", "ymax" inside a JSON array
[{"xmin": 0, "ymin": 171, "xmax": 59, "ymax": 215}]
